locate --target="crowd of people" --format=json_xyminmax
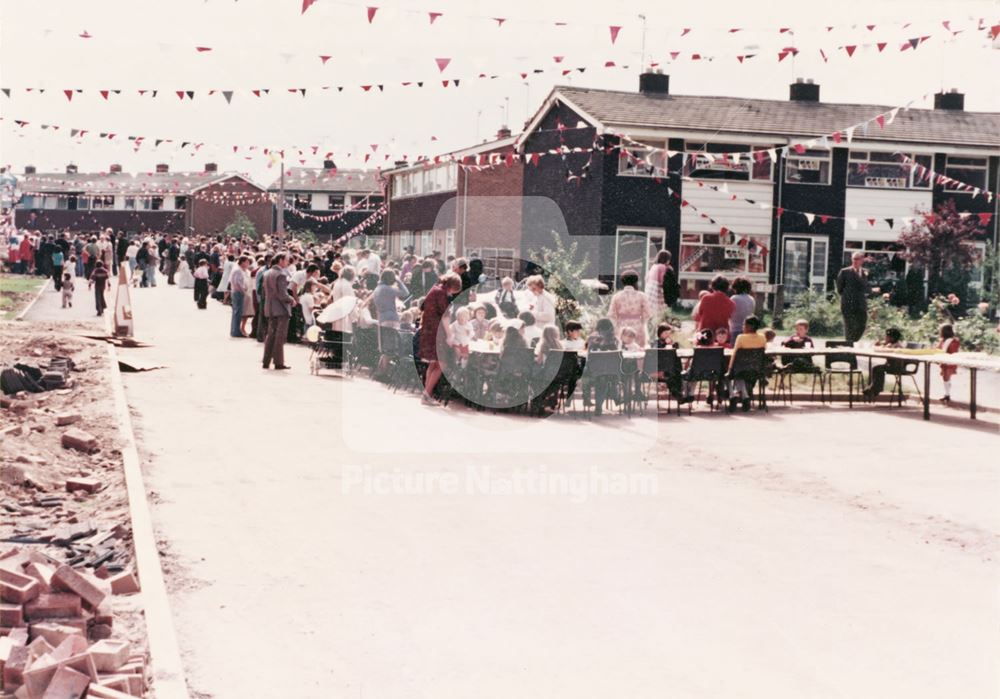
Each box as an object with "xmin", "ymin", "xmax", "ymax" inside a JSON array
[{"xmin": 5, "ymin": 227, "xmax": 967, "ymax": 412}]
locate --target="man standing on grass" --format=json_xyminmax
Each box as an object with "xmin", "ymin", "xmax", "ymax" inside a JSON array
[
  {"xmin": 262, "ymin": 252, "xmax": 296, "ymax": 370},
  {"xmin": 836, "ymin": 251, "xmax": 869, "ymax": 343}
]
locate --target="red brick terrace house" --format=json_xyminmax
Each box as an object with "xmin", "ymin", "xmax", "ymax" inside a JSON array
[
  {"xmin": 15, "ymin": 163, "xmax": 272, "ymax": 237},
  {"xmin": 382, "ymin": 129, "xmax": 523, "ymax": 278}
]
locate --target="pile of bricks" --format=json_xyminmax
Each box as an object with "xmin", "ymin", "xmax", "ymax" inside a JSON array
[{"xmin": 0, "ymin": 547, "xmax": 144, "ymax": 697}]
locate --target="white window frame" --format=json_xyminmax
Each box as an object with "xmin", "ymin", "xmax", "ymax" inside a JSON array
[
  {"xmin": 847, "ymin": 151, "xmax": 932, "ymax": 190},
  {"xmin": 943, "ymin": 156, "xmax": 988, "ymax": 192},
  {"xmin": 784, "ymin": 149, "xmax": 833, "ymax": 186},
  {"xmin": 124, "ymin": 197, "xmax": 136, "ymax": 210},
  {"xmin": 173, "ymin": 195, "xmax": 188, "ymax": 211},
  {"xmin": 328, "ymin": 194, "xmax": 345, "ymax": 211},
  {"xmin": 678, "ymin": 230, "xmax": 770, "ymax": 279},
  {"xmin": 614, "ymin": 227, "xmax": 666, "ymax": 287},
  {"xmin": 780, "ymin": 234, "xmax": 829, "ymax": 294},
  {"xmin": 687, "ymin": 144, "xmax": 773, "ymax": 182},
  {"xmin": 617, "ymin": 142, "xmax": 667, "ymax": 178}
]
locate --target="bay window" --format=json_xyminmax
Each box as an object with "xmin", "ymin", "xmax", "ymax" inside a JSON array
[
  {"xmin": 785, "ymin": 149, "xmax": 832, "ymax": 185},
  {"xmin": 847, "ymin": 151, "xmax": 932, "ymax": 189},
  {"xmin": 944, "ymin": 156, "xmax": 988, "ymax": 191}
]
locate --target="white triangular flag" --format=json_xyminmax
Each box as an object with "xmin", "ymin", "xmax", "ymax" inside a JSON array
[
  {"xmin": 847, "ymin": 217, "xmax": 858, "ymax": 230},
  {"xmin": 767, "ymin": 148, "xmax": 777, "ymax": 162},
  {"xmin": 845, "ymin": 126, "xmax": 856, "ymax": 142},
  {"xmin": 805, "ymin": 213, "xmax": 815, "ymax": 224},
  {"xmin": 887, "ymin": 107, "xmax": 900, "ymax": 124}
]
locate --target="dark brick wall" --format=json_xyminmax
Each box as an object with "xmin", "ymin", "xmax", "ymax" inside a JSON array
[
  {"xmin": 15, "ymin": 209, "xmax": 185, "ymax": 234},
  {"xmin": 190, "ymin": 177, "xmax": 272, "ymax": 236}
]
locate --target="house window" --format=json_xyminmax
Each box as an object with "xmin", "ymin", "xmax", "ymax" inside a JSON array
[
  {"xmin": 968, "ymin": 242, "xmax": 987, "ymax": 290},
  {"xmin": 618, "ymin": 142, "xmax": 667, "ymax": 177},
  {"xmin": 474, "ymin": 247, "xmax": 516, "ymax": 280},
  {"xmin": 847, "ymin": 151, "xmax": 932, "ymax": 189},
  {"xmin": 445, "ymin": 229, "xmax": 456, "ymax": 258},
  {"xmin": 679, "ymin": 232, "xmax": 769, "ymax": 277},
  {"xmin": 420, "ymin": 231, "xmax": 433, "ymax": 255},
  {"xmin": 150, "ymin": 196, "xmax": 164, "ymax": 210},
  {"xmin": 367, "ymin": 195, "xmax": 384, "ymax": 209},
  {"xmin": 392, "ymin": 164, "xmax": 455, "ymax": 198},
  {"xmin": 294, "ymin": 193, "xmax": 311, "ymax": 210},
  {"xmin": 90, "ymin": 195, "xmax": 110, "ymax": 210},
  {"xmin": 843, "ymin": 239, "xmax": 907, "ymax": 294},
  {"xmin": 944, "ymin": 156, "xmax": 988, "ymax": 191},
  {"xmin": 124, "ymin": 197, "xmax": 136, "ymax": 210},
  {"xmin": 781, "ymin": 235, "xmax": 829, "ymax": 298},
  {"xmin": 20, "ymin": 195, "xmax": 38, "ymax": 208},
  {"xmin": 328, "ymin": 195, "xmax": 345, "ymax": 211},
  {"xmin": 785, "ymin": 149, "xmax": 833, "ymax": 185},
  {"xmin": 174, "ymin": 196, "xmax": 188, "ymax": 210},
  {"xmin": 75, "ymin": 197, "xmax": 90, "ymax": 210},
  {"xmin": 687, "ymin": 144, "xmax": 773, "ymax": 181}
]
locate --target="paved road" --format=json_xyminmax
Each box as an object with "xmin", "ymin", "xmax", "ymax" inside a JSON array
[{"xmin": 113, "ymin": 284, "xmax": 998, "ymax": 699}]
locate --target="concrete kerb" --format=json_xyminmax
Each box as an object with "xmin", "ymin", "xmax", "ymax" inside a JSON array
[
  {"xmin": 106, "ymin": 339, "xmax": 191, "ymax": 698},
  {"xmin": 14, "ymin": 277, "xmax": 50, "ymax": 321}
]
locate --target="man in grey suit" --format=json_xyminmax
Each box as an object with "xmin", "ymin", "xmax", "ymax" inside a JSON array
[
  {"xmin": 835, "ymin": 251, "xmax": 869, "ymax": 343},
  {"xmin": 262, "ymin": 252, "xmax": 296, "ymax": 370}
]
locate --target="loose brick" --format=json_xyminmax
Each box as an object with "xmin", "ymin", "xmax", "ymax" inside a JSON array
[
  {"xmin": 0, "ymin": 569, "xmax": 40, "ymax": 605},
  {"xmin": 60, "ymin": 429, "xmax": 99, "ymax": 454},
  {"xmin": 107, "ymin": 572, "xmax": 140, "ymax": 596},
  {"xmin": 52, "ymin": 635, "xmax": 90, "ymax": 660},
  {"xmin": 50, "ymin": 566, "xmax": 107, "ymax": 610},
  {"xmin": 0, "ymin": 603, "xmax": 24, "ymax": 628},
  {"xmin": 23, "ymin": 654, "xmax": 60, "ymax": 697},
  {"xmin": 40, "ymin": 665, "xmax": 91, "ymax": 699},
  {"xmin": 64, "ymin": 477, "xmax": 103, "ymax": 495},
  {"xmin": 93, "ymin": 600, "xmax": 114, "ymax": 627},
  {"xmin": 88, "ymin": 640, "xmax": 130, "ymax": 673},
  {"xmin": 93, "ymin": 566, "xmax": 110, "ymax": 581},
  {"xmin": 23, "ymin": 594, "xmax": 82, "ymax": 622},
  {"xmin": 7, "ymin": 627, "xmax": 29, "ymax": 645},
  {"xmin": 23, "ymin": 563, "xmax": 54, "ymax": 593},
  {"xmin": 26, "ymin": 635, "xmax": 53, "ymax": 660},
  {"xmin": 54, "ymin": 413, "xmax": 81, "ymax": 427},
  {"xmin": 91, "ymin": 624, "xmax": 113, "ymax": 640},
  {"xmin": 28, "ymin": 623, "xmax": 85, "ymax": 648},
  {"xmin": 86, "ymin": 684, "xmax": 138, "ymax": 699},
  {"xmin": 2, "ymin": 644, "xmax": 29, "ymax": 689}
]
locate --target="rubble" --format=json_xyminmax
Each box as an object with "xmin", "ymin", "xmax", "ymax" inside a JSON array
[{"xmin": 1, "ymin": 323, "xmax": 149, "ymax": 697}]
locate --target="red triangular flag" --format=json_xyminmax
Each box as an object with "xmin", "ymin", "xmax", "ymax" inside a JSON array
[
  {"xmin": 605, "ymin": 61, "xmax": 616, "ymax": 67},
  {"xmin": 876, "ymin": 115, "xmax": 886, "ymax": 129},
  {"xmin": 729, "ymin": 27, "xmax": 741, "ymax": 33},
  {"xmin": 100, "ymin": 90, "xmax": 109, "ymax": 100},
  {"xmin": 530, "ymin": 153, "xmax": 540, "ymax": 166},
  {"xmin": 978, "ymin": 213, "xmax": 993, "ymax": 226},
  {"xmin": 176, "ymin": 91, "xmax": 185, "ymax": 100},
  {"xmin": 79, "ymin": 30, "xmax": 92, "ymax": 39},
  {"xmin": 793, "ymin": 143, "xmax": 806, "ymax": 154},
  {"xmin": 991, "ymin": 24, "xmax": 1000, "ymax": 40},
  {"xmin": 367, "ymin": 6, "xmax": 378, "ymax": 23},
  {"xmin": 845, "ymin": 45, "xmax": 857, "ymax": 57},
  {"xmin": 429, "ymin": 11, "xmax": 442, "ymax": 24},
  {"xmin": 833, "ymin": 131, "xmax": 842, "ymax": 143},
  {"xmin": 553, "ymin": 56, "xmax": 564, "ymax": 63},
  {"xmin": 820, "ymin": 215, "xmax": 829, "ymax": 224},
  {"xmin": 319, "ymin": 55, "xmax": 331, "ymax": 64},
  {"xmin": 867, "ymin": 218, "xmax": 876, "ymax": 227},
  {"xmin": 680, "ymin": 28, "xmax": 690, "ymax": 36},
  {"xmin": 361, "ymin": 85, "xmax": 372, "ymax": 92},
  {"xmin": 777, "ymin": 207, "xmax": 784, "ymax": 217},
  {"xmin": 778, "ymin": 50, "xmax": 789, "ymax": 62},
  {"xmin": 302, "ymin": 0, "xmax": 317, "ymax": 14},
  {"xmin": 196, "ymin": 46, "xmax": 212, "ymax": 52},
  {"xmin": 435, "ymin": 57, "xmax": 451, "ymax": 72},
  {"xmin": 877, "ymin": 42, "xmax": 887, "ymax": 52},
  {"xmin": 866, "ymin": 24, "xmax": 876, "ymax": 31},
  {"xmin": 492, "ymin": 17, "xmax": 506, "ymax": 26},
  {"xmin": 609, "ymin": 26, "xmax": 621, "ymax": 44},
  {"xmin": 669, "ymin": 51, "xmax": 680, "ymax": 60}
]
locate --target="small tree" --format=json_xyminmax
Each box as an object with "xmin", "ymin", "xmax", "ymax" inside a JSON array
[
  {"xmin": 897, "ymin": 200, "xmax": 983, "ymax": 303},
  {"xmin": 224, "ymin": 210, "xmax": 258, "ymax": 241},
  {"xmin": 290, "ymin": 228, "xmax": 318, "ymax": 245},
  {"xmin": 538, "ymin": 230, "xmax": 597, "ymax": 320}
]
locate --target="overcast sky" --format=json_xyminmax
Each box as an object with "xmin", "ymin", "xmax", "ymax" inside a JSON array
[{"xmin": 2, "ymin": 0, "xmax": 997, "ymax": 185}]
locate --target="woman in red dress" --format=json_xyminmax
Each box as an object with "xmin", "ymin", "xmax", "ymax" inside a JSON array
[{"xmin": 419, "ymin": 272, "xmax": 463, "ymax": 406}]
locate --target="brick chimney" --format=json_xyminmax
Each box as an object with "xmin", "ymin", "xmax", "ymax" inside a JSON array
[
  {"xmin": 789, "ymin": 78, "xmax": 820, "ymax": 102},
  {"xmin": 934, "ymin": 89, "xmax": 964, "ymax": 111},
  {"xmin": 109, "ymin": 164, "xmax": 123, "ymax": 173},
  {"xmin": 639, "ymin": 69, "xmax": 669, "ymax": 96},
  {"xmin": 155, "ymin": 163, "xmax": 169, "ymax": 173},
  {"xmin": 66, "ymin": 164, "xmax": 78, "ymax": 174},
  {"xmin": 496, "ymin": 126, "xmax": 512, "ymax": 139},
  {"xmin": 24, "ymin": 165, "xmax": 36, "ymax": 175},
  {"xmin": 204, "ymin": 162, "xmax": 218, "ymax": 172},
  {"xmin": 323, "ymin": 159, "xmax": 337, "ymax": 170}
]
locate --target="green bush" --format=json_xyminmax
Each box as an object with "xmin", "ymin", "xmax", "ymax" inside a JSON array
[{"xmin": 784, "ymin": 289, "xmax": 843, "ymax": 336}]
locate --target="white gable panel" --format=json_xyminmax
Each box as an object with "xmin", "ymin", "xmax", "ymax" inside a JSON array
[
  {"xmin": 844, "ymin": 188, "xmax": 932, "ymax": 242},
  {"xmin": 681, "ymin": 181, "xmax": 773, "ymax": 236}
]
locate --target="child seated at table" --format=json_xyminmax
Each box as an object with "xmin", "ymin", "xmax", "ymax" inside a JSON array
[
  {"xmin": 501, "ymin": 325, "xmax": 528, "ymax": 355},
  {"xmin": 620, "ymin": 327, "xmax": 641, "ymax": 352},
  {"xmin": 562, "ymin": 321, "xmax": 585, "ymax": 350},
  {"xmin": 488, "ymin": 320, "xmax": 505, "ymax": 345},
  {"xmin": 470, "ymin": 304, "xmax": 490, "ymax": 340},
  {"xmin": 714, "ymin": 327, "xmax": 733, "ymax": 349},
  {"xmin": 520, "ymin": 311, "xmax": 542, "ymax": 347},
  {"xmin": 585, "ymin": 318, "xmax": 619, "ymax": 416},
  {"xmin": 399, "ymin": 310, "xmax": 416, "ymax": 333},
  {"xmin": 655, "ymin": 323, "xmax": 679, "ymax": 349},
  {"xmin": 862, "ymin": 327, "xmax": 904, "ymax": 401},
  {"xmin": 937, "ymin": 323, "xmax": 960, "ymax": 403},
  {"xmin": 727, "ymin": 315, "xmax": 767, "ymax": 412},
  {"xmin": 535, "ymin": 325, "xmax": 563, "ymax": 364},
  {"xmin": 782, "ymin": 319, "xmax": 814, "ymax": 349},
  {"xmin": 450, "ymin": 307, "xmax": 473, "ymax": 366}
]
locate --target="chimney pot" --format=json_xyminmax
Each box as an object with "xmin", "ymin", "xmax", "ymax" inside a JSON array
[
  {"xmin": 109, "ymin": 164, "xmax": 122, "ymax": 173},
  {"xmin": 24, "ymin": 165, "xmax": 36, "ymax": 175},
  {"xmin": 496, "ymin": 126, "xmax": 512, "ymax": 139},
  {"xmin": 66, "ymin": 164, "xmax": 78, "ymax": 174},
  {"xmin": 323, "ymin": 159, "xmax": 336, "ymax": 170},
  {"xmin": 155, "ymin": 163, "xmax": 169, "ymax": 173},
  {"xmin": 204, "ymin": 162, "xmax": 218, "ymax": 172}
]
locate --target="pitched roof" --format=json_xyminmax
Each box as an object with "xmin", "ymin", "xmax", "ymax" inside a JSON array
[
  {"xmin": 19, "ymin": 171, "xmax": 264, "ymax": 195},
  {"xmin": 382, "ymin": 135, "xmax": 518, "ymax": 175},
  {"xmin": 545, "ymin": 86, "xmax": 1000, "ymax": 149},
  {"xmin": 268, "ymin": 168, "xmax": 382, "ymax": 193}
]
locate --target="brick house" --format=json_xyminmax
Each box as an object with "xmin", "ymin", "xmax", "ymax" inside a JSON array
[
  {"xmin": 517, "ymin": 74, "xmax": 1000, "ymax": 300},
  {"xmin": 14, "ymin": 163, "xmax": 272, "ymax": 237},
  {"xmin": 383, "ymin": 131, "xmax": 523, "ymax": 279},
  {"xmin": 269, "ymin": 163, "xmax": 384, "ymax": 241}
]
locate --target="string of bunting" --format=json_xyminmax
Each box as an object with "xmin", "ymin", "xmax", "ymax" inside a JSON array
[
  {"xmin": 334, "ymin": 204, "xmax": 386, "ymax": 244},
  {"xmin": 285, "ymin": 193, "xmax": 381, "ymax": 222}
]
